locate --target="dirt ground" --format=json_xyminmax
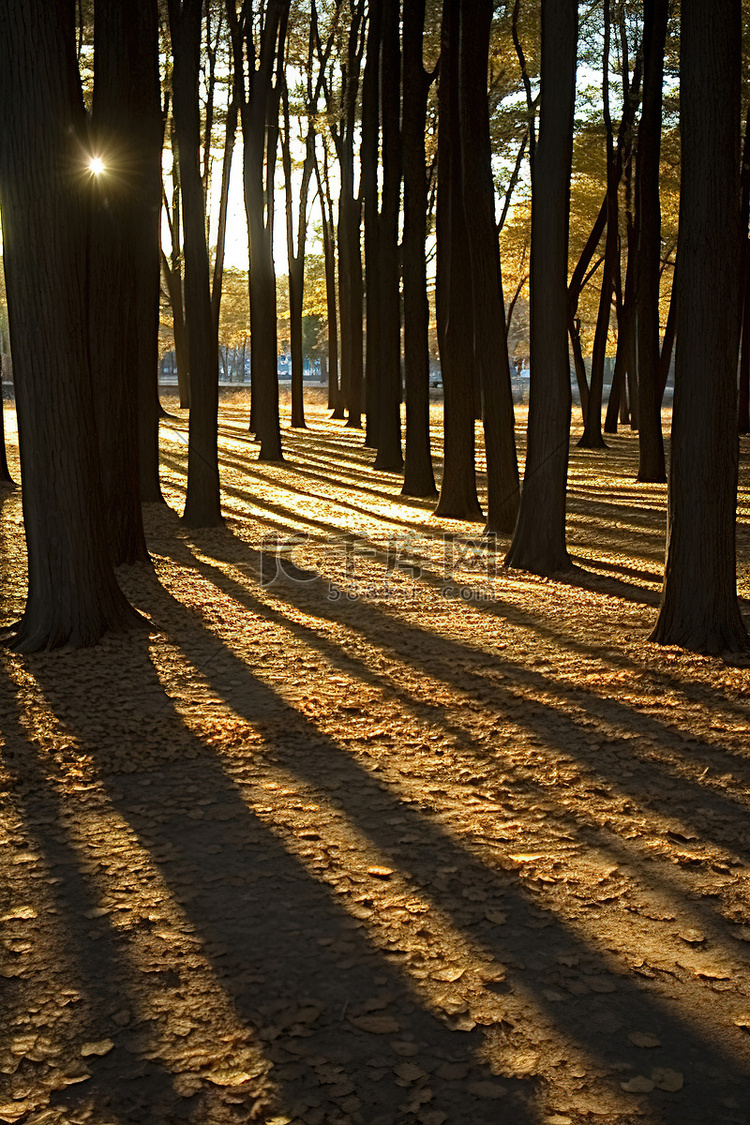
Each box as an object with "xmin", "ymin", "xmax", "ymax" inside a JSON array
[{"xmin": 1, "ymin": 392, "xmax": 750, "ymax": 1125}]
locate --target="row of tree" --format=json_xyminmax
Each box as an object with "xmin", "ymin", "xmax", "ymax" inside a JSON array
[{"xmin": 0, "ymin": 0, "xmax": 747, "ymax": 656}]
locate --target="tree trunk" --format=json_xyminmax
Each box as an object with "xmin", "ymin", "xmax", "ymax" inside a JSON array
[
  {"xmin": 650, "ymin": 0, "xmax": 748, "ymax": 653},
  {"xmin": 240, "ymin": 0, "xmax": 288, "ymax": 461},
  {"xmin": 89, "ymin": 0, "xmax": 152, "ymax": 565},
  {"xmin": 129, "ymin": 0, "xmax": 164, "ymax": 506},
  {"xmin": 401, "ymin": 0, "xmax": 436, "ymax": 497},
  {"xmin": 0, "ymin": 354, "xmax": 14, "ymax": 488},
  {"xmin": 315, "ymin": 148, "xmax": 343, "ymax": 417},
  {"xmin": 373, "ymin": 0, "xmax": 403, "ymax": 471},
  {"xmin": 434, "ymin": 0, "xmax": 483, "ymax": 521},
  {"xmin": 505, "ymin": 0, "xmax": 578, "ymax": 574},
  {"xmin": 635, "ymin": 0, "xmax": 668, "ymax": 482},
  {"xmin": 458, "ymin": 0, "xmax": 518, "ymax": 534},
  {"xmin": 168, "ymin": 0, "xmax": 223, "ymax": 525},
  {"xmin": 0, "ymin": 0, "xmax": 142, "ymax": 651},
  {"xmin": 361, "ymin": 0, "xmax": 381, "ymax": 448}
]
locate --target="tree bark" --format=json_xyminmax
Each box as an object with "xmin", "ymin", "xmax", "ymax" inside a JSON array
[
  {"xmin": 89, "ymin": 0, "xmax": 153, "ymax": 564},
  {"xmin": 650, "ymin": 0, "xmax": 748, "ymax": 653},
  {"xmin": 168, "ymin": 0, "xmax": 224, "ymax": 525},
  {"xmin": 458, "ymin": 0, "xmax": 519, "ymax": 534},
  {"xmin": 505, "ymin": 0, "xmax": 578, "ymax": 574},
  {"xmin": 401, "ymin": 0, "xmax": 436, "ymax": 497},
  {"xmin": 372, "ymin": 0, "xmax": 403, "ymax": 471},
  {"xmin": 434, "ymin": 0, "xmax": 483, "ymax": 521},
  {"xmin": 635, "ymin": 0, "xmax": 668, "ymax": 482},
  {"xmin": 0, "ymin": 0, "xmax": 142, "ymax": 650}
]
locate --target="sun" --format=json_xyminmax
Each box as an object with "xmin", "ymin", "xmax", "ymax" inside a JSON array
[{"xmin": 89, "ymin": 157, "xmax": 105, "ymax": 176}]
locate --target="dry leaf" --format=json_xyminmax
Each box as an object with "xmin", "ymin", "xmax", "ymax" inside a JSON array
[
  {"xmin": 80, "ymin": 1039, "xmax": 114, "ymax": 1057},
  {"xmin": 395, "ymin": 1062, "xmax": 427, "ymax": 1083},
  {"xmin": 628, "ymin": 1032, "xmax": 661, "ymax": 1049},
  {"xmin": 367, "ymin": 866, "xmax": 393, "ymax": 879},
  {"xmin": 204, "ymin": 1068, "xmax": 258, "ymax": 1087},
  {"xmin": 484, "ymin": 911, "xmax": 507, "ymax": 925},
  {"xmin": 620, "ymin": 1075, "xmax": 655, "ymax": 1093},
  {"xmin": 651, "ymin": 1067, "xmax": 683, "ymax": 1092},
  {"xmin": 432, "ymin": 967, "xmax": 464, "ymax": 983}
]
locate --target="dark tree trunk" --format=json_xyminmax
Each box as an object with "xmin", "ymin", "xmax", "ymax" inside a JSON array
[
  {"xmin": 635, "ymin": 0, "xmax": 668, "ymax": 482},
  {"xmin": 650, "ymin": 0, "xmax": 748, "ymax": 653},
  {"xmin": 315, "ymin": 148, "xmax": 343, "ymax": 416},
  {"xmin": 401, "ymin": 0, "xmax": 436, "ymax": 497},
  {"xmin": 89, "ymin": 0, "xmax": 152, "ymax": 564},
  {"xmin": 128, "ymin": 1, "xmax": 164, "ymax": 506},
  {"xmin": 0, "ymin": 354, "xmax": 14, "ymax": 487},
  {"xmin": 505, "ymin": 0, "xmax": 578, "ymax": 574},
  {"xmin": 0, "ymin": 0, "xmax": 142, "ymax": 651},
  {"xmin": 458, "ymin": 0, "xmax": 518, "ymax": 533},
  {"xmin": 361, "ymin": 0, "xmax": 382, "ymax": 448},
  {"xmin": 168, "ymin": 0, "xmax": 223, "ymax": 525},
  {"xmin": 338, "ymin": 6, "xmax": 366, "ymax": 430},
  {"xmin": 281, "ymin": 75, "xmax": 311, "ymax": 430},
  {"xmin": 434, "ymin": 0, "xmax": 483, "ymax": 521},
  {"xmin": 579, "ymin": 0, "xmax": 616, "ymax": 450},
  {"xmin": 373, "ymin": 0, "xmax": 403, "ymax": 471},
  {"xmin": 162, "ymin": 140, "xmax": 191, "ymax": 409},
  {"xmin": 238, "ymin": 0, "xmax": 289, "ymax": 460},
  {"xmin": 738, "ymin": 102, "xmax": 750, "ymax": 434}
]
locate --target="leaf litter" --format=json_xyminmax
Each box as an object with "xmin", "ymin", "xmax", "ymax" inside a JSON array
[{"xmin": 1, "ymin": 395, "xmax": 750, "ymax": 1123}]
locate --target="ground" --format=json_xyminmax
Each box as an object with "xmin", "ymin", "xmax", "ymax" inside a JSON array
[{"xmin": 1, "ymin": 392, "xmax": 750, "ymax": 1125}]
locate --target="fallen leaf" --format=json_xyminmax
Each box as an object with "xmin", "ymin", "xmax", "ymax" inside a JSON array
[
  {"xmin": 204, "ymin": 1068, "xmax": 259, "ymax": 1087},
  {"xmin": 620, "ymin": 1075, "xmax": 655, "ymax": 1093},
  {"xmin": 395, "ymin": 1062, "xmax": 427, "ymax": 1083},
  {"xmin": 432, "ymin": 967, "xmax": 464, "ymax": 983},
  {"xmin": 628, "ymin": 1032, "xmax": 661, "ymax": 1049},
  {"xmin": 80, "ymin": 1039, "xmax": 114, "ymax": 1057},
  {"xmin": 484, "ymin": 911, "xmax": 507, "ymax": 925},
  {"xmin": 367, "ymin": 866, "xmax": 393, "ymax": 879},
  {"xmin": 583, "ymin": 976, "xmax": 617, "ymax": 993},
  {"xmin": 391, "ymin": 1041, "xmax": 420, "ymax": 1056},
  {"xmin": 651, "ymin": 1067, "xmax": 683, "ymax": 1092}
]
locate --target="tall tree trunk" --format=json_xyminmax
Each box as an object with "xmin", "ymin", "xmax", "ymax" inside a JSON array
[
  {"xmin": 129, "ymin": 0, "xmax": 164, "ymax": 506},
  {"xmin": 168, "ymin": 0, "xmax": 223, "ymax": 525},
  {"xmin": 401, "ymin": 0, "xmax": 436, "ymax": 497},
  {"xmin": 651, "ymin": 0, "xmax": 748, "ymax": 653},
  {"xmin": 89, "ymin": 0, "xmax": 152, "ymax": 565},
  {"xmin": 332, "ymin": 0, "xmax": 366, "ymax": 429},
  {"xmin": 505, "ymin": 0, "xmax": 578, "ymax": 574},
  {"xmin": 373, "ymin": 0, "xmax": 403, "ymax": 471},
  {"xmin": 635, "ymin": 0, "xmax": 668, "ymax": 482},
  {"xmin": 458, "ymin": 0, "xmax": 518, "ymax": 533},
  {"xmin": 579, "ymin": 0, "xmax": 615, "ymax": 450},
  {"xmin": 315, "ymin": 147, "xmax": 343, "ymax": 417},
  {"xmin": 361, "ymin": 0, "xmax": 382, "ymax": 448},
  {"xmin": 239, "ymin": 0, "xmax": 289, "ymax": 460},
  {"xmin": 0, "ymin": 354, "xmax": 14, "ymax": 487},
  {"xmin": 0, "ymin": 0, "xmax": 142, "ymax": 651},
  {"xmin": 434, "ymin": 0, "xmax": 483, "ymax": 521}
]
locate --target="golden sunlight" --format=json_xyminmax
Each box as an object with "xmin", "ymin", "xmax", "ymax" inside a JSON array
[{"xmin": 88, "ymin": 156, "xmax": 105, "ymax": 176}]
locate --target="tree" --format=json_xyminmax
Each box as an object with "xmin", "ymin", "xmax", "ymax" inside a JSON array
[
  {"xmin": 0, "ymin": 0, "xmax": 142, "ymax": 650},
  {"xmin": 0, "ymin": 353, "xmax": 14, "ymax": 488},
  {"xmin": 458, "ymin": 0, "xmax": 519, "ymax": 534},
  {"xmin": 89, "ymin": 0, "xmax": 154, "ymax": 563},
  {"xmin": 229, "ymin": 0, "xmax": 289, "ymax": 460},
  {"xmin": 635, "ymin": 0, "xmax": 669, "ymax": 482},
  {"xmin": 400, "ymin": 0, "xmax": 437, "ymax": 497},
  {"xmin": 168, "ymin": 0, "xmax": 224, "ymax": 526},
  {"xmin": 433, "ymin": 0, "xmax": 483, "ymax": 521},
  {"xmin": 650, "ymin": 0, "xmax": 748, "ymax": 654},
  {"xmin": 504, "ymin": 0, "xmax": 578, "ymax": 574}
]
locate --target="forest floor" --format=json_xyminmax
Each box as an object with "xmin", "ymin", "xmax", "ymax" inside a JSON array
[{"xmin": 1, "ymin": 392, "xmax": 750, "ymax": 1125}]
